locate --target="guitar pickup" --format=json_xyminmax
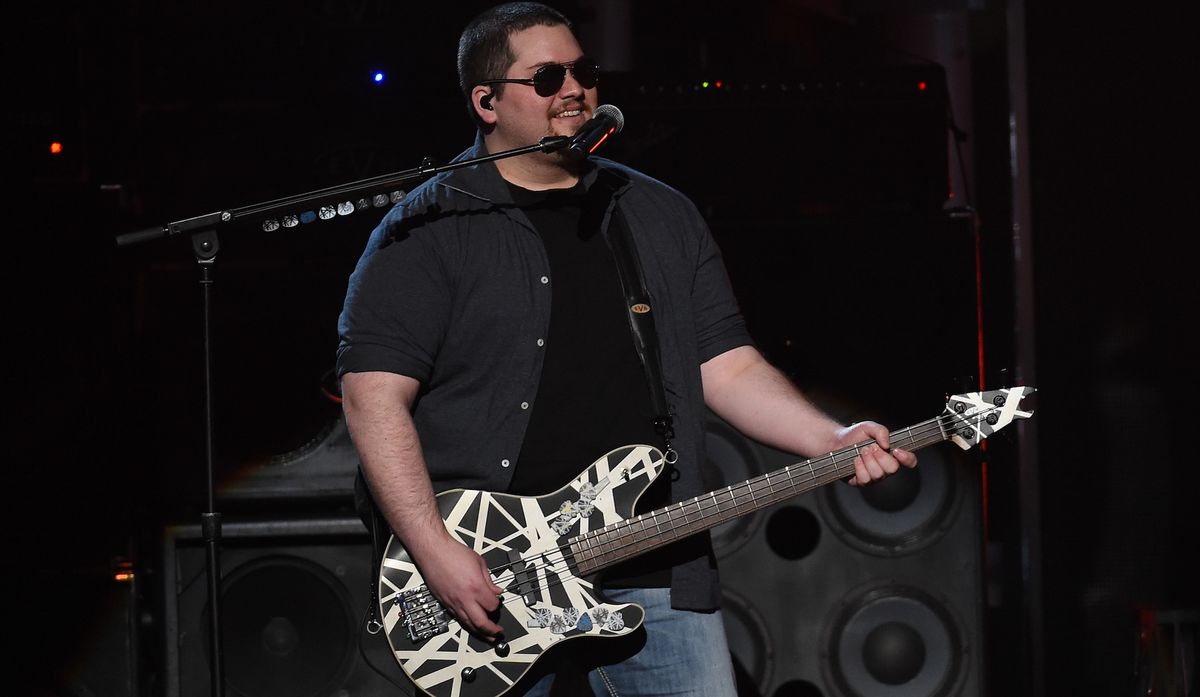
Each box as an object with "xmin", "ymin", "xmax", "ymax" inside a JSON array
[{"xmin": 508, "ymin": 550, "xmax": 539, "ymax": 607}]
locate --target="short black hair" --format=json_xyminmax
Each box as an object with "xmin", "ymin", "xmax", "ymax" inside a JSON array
[{"xmin": 457, "ymin": 2, "xmax": 575, "ymax": 126}]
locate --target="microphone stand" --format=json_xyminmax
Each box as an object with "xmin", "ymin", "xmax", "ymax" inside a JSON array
[{"xmin": 116, "ymin": 135, "xmax": 571, "ymax": 697}]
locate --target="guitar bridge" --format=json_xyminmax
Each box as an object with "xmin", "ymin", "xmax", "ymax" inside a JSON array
[{"xmin": 398, "ymin": 586, "xmax": 451, "ymax": 642}]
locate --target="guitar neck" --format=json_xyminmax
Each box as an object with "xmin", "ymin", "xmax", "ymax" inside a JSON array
[{"xmin": 569, "ymin": 415, "xmax": 951, "ymax": 576}]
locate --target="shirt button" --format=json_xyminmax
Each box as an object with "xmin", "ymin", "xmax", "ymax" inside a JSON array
[
  {"xmin": 520, "ymin": 401, "xmax": 530, "ymax": 410},
  {"xmin": 540, "ymin": 275, "xmax": 549, "ymax": 284},
  {"xmin": 536, "ymin": 338, "xmax": 545, "ymax": 347},
  {"xmin": 501, "ymin": 459, "xmax": 511, "ymax": 468}
]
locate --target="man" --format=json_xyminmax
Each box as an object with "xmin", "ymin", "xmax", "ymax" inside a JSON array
[{"xmin": 337, "ymin": 3, "xmax": 916, "ymax": 695}]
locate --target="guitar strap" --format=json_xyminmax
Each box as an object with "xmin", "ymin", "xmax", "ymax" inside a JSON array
[{"xmin": 606, "ymin": 204, "xmax": 678, "ymax": 464}]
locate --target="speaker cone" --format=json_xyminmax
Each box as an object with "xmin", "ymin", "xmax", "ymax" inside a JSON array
[
  {"xmin": 721, "ymin": 586, "xmax": 775, "ymax": 697},
  {"xmin": 204, "ymin": 555, "xmax": 357, "ymax": 697},
  {"xmin": 822, "ymin": 582, "xmax": 967, "ymax": 697}
]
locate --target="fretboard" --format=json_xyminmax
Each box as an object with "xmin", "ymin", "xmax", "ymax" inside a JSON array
[{"xmin": 569, "ymin": 415, "xmax": 952, "ymax": 576}]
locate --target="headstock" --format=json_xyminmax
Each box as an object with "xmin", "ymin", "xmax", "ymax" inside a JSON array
[{"xmin": 944, "ymin": 386, "xmax": 1036, "ymax": 449}]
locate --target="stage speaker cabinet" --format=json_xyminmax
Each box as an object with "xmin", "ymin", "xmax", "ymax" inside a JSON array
[
  {"xmin": 707, "ymin": 415, "xmax": 986, "ymax": 697},
  {"xmin": 161, "ymin": 517, "xmax": 412, "ymax": 697}
]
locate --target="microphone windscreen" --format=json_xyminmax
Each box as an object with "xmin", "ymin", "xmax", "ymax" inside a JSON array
[{"xmin": 593, "ymin": 104, "xmax": 625, "ymax": 133}]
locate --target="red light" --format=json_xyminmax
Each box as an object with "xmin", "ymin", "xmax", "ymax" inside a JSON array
[
  {"xmin": 588, "ymin": 128, "xmax": 614, "ymax": 154},
  {"xmin": 49, "ymin": 141, "xmax": 64, "ymax": 154},
  {"xmin": 918, "ymin": 81, "xmax": 927, "ymax": 91},
  {"xmin": 715, "ymin": 81, "xmax": 723, "ymax": 88}
]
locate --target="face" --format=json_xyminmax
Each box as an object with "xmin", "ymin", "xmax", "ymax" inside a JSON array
[{"xmin": 482, "ymin": 23, "xmax": 598, "ymax": 151}]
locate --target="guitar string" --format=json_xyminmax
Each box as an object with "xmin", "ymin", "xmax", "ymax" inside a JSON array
[
  {"xmin": 490, "ymin": 409, "xmax": 968, "ymax": 582},
  {"xmin": 493, "ymin": 413, "xmax": 957, "ymax": 609},
  {"xmin": 395, "ymin": 407, "xmax": 988, "ymax": 621},
  {"xmin": 567, "ymin": 417, "xmax": 949, "ymax": 565},
  {"xmin": 391, "ymin": 401, "xmax": 1011, "ymax": 625},
  {"xmin": 395, "ymin": 408, "xmax": 978, "ymax": 622}
]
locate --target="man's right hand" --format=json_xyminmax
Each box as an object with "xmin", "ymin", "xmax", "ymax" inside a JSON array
[{"xmin": 411, "ymin": 536, "xmax": 506, "ymax": 639}]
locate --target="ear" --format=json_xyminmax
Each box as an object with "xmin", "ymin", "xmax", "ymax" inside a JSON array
[{"xmin": 471, "ymin": 85, "xmax": 499, "ymax": 124}]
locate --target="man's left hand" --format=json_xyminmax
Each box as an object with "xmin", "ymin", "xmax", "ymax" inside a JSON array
[{"xmin": 832, "ymin": 421, "xmax": 918, "ymax": 486}]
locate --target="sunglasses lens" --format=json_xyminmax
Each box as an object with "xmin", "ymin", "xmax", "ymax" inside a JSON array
[
  {"xmin": 533, "ymin": 64, "xmax": 568, "ymax": 96},
  {"xmin": 573, "ymin": 61, "xmax": 599, "ymax": 89}
]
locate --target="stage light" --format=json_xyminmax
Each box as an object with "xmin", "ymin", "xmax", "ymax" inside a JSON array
[
  {"xmin": 50, "ymin": 141, "xmax": 64, "ymax": 155},
  {"xmin": 373, "ymin": 71, "xmax": 385, "ymax": 84}
]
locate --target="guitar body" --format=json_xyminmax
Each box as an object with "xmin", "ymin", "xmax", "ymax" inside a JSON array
[{"xmin": 379, "ymin": 444, "xmax": 668, "ymax": 697}]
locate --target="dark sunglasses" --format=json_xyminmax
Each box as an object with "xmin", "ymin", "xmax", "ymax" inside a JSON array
[{"xmin": 478, "ymin": 58, "xmax": 600, "ymax": 97}]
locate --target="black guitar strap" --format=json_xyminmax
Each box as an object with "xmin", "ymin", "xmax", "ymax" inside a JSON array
[{"xmin": 606, "ymin": 205, "xmax": 678, "ymax": 464}]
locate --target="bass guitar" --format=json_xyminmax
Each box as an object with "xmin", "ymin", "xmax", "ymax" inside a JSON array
[{"xmin": 377, "ymin": 386, "xmax": 1035, "ymax": 697}]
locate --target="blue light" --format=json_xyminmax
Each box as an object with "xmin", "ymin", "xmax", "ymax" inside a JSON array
[{"xmin": 373, "ymin": 71, "xmax": 385, "ymax": 83}]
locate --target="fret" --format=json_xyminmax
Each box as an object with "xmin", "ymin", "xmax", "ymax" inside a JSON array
[
  {"xmin": 659, "ymin": 504, "xmax": 677, "ymax": 547},
  {"xmin": 721, "ymin": 485, "xmax": 738, "ymax": 518},
  {"xmin": 650, "ymin": 508, "xmax": 663, "ymax": 539},
  {"xmin": 620, "ymin": 516, "xmax": 637, "ymax": 552},
  {"xmin": 574, "ymin": 533, "xmax": 592, "ymax": 567},
  {"xmin": 734, "ymin": 482, "xmax": 753, "ymax": 518},
  {"xmin": 588, "ymin": 530, "xmax": 606, "ymax": 570},
  {"xmin": 642, "ymin": 514, "xmax": 660, "ymax": 547},
  {"xmin": 734, "ymin": 490, "xmax": 749, "ymax": 523},
  {"xmin": 631, "ymin": 516, "xmax": 654, "ymax": 556},
  {"xmin": 694, "ymin": 498, "xmax": 709, "ymax": 532},
  {"xmin": 734, "ymin": 483, "xmax": 754, "ymax": 521},
  {"xmin": 600, "ymin": 522, "xmax": 622, "ymax": 563},
  {"xmin": 626, "ymin": 517, "xmax": 645, "ymax": 552},
  {"xmin": 578, "ymin": 533, "xmax": 599, "ymax": 573},
  {"xmin": 572, "ymin": 534, "xmax": 588, "ymax": 567},
  {"xmin": 645, "ymin": 513, "xmax": 664, "ymax": 547},
  {"xmin": 675, "ymin": 501, "xmax": 689, "ymax": 529},
  {"xmin": 591, "ymin": 530, "xmax": 606, "ymax": 567}
]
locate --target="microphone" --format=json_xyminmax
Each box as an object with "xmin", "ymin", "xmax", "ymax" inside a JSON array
[{"xmin": 567, "ymin": 104, "xmax": 624, "ymax": 158}]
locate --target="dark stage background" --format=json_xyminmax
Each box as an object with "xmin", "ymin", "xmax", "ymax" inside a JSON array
[{"xmin": 10, "ymin": 1, "xmax": 1196, "ymax": 697}]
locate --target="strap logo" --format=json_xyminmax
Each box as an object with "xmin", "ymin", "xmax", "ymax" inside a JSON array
[{"xmin": 630, "ymin": 303, "xmax": 651, "ymax": 314}]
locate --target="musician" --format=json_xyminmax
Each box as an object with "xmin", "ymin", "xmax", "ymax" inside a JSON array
[{"xmin": 337, "ymin": 3, "xmax": 916, "ymax": 694}]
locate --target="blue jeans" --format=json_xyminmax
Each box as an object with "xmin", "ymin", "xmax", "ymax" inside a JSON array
[{"xmin": 518, "ymin": 587, "xmax": 737, "ymax": 697}]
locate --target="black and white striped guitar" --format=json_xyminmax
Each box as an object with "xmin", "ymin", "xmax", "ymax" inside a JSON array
[{"xmin": 377, "ymin": 387, "xmax": 1035, "ymax": 697}]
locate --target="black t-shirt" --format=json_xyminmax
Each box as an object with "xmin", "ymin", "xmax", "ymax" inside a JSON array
[{"xmin": 506, "ymin": 180, "xmax": 705, "ymax": 588}]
